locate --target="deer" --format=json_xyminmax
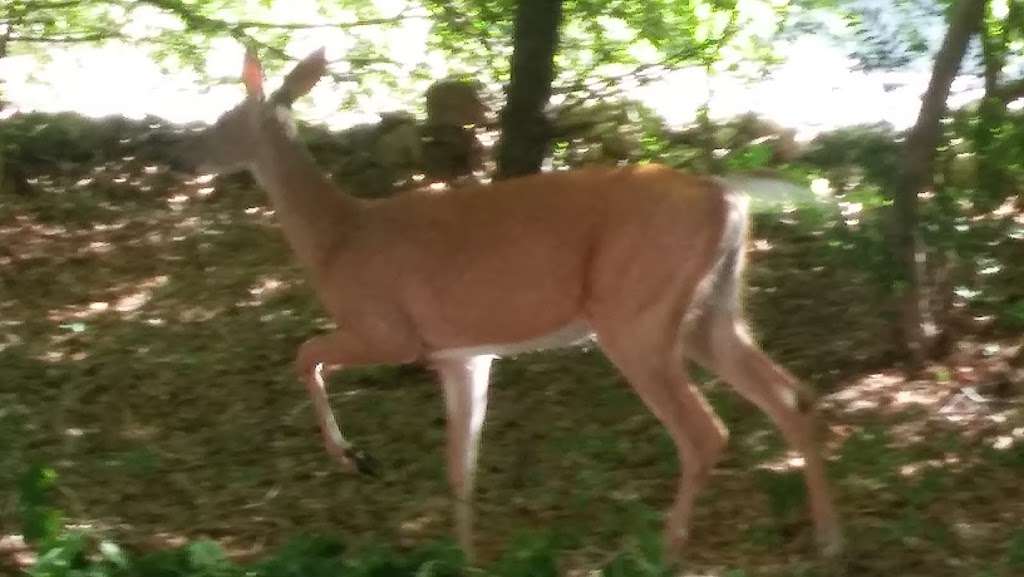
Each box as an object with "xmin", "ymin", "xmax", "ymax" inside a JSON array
[{"xmin": 171, "ymin": 48, "xmax": 842, "ymax": 564}]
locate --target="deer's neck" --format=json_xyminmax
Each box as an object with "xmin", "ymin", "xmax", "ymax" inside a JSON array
[{"xmin": 250, "ymin": 123, "xmax": 359, "ymax": 276}]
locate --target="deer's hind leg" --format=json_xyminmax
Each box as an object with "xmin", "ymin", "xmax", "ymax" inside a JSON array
[
  {"xmin": 683, "ymin": 310, "xmax": 842, "ymax": 557},
  {"xmin": 589, "ymin": 306, "xmax": 728, "ymax": 561}
]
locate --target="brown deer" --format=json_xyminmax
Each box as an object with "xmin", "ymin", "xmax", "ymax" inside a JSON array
[{"xmin": 173, "ymin": 48, "xmax": 842, "ymax": 563}]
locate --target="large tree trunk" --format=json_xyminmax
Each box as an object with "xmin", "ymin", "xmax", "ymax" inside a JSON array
[
  {"xmin": 894, "ymin": 0, "xmax": 985, "ymax": 367},
  {"xmin": 495, "ymin": 0, "xmax": 563, "ymax": 179}
]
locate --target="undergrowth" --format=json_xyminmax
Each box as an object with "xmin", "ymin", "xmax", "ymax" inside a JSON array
[
  {"xmin": 4, "ymin": 113, "xmax": 1024, "ymax": 577},
  {"xmin": 14, "ymin": 466, "xmax": 682, "ymax": 577}
]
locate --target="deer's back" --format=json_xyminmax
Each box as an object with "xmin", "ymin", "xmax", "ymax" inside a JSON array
[{"xmin": 319, "ymin": 164, "xmax": 729, "ymax": 352}]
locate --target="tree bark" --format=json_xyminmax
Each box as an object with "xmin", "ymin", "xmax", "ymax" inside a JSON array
[
  {"xmin": 995, "ymin": 77, "xmax": 1024, "ymax": 102},
  {"xmin": 976, "ymin": 9, "xmax": 1010, "ymax": 208},
  {"xmin": 894, "ymin": 0, "xmax": 985, "ymax": 367},
  {"xmin": 696, "ymin": 104, "xmax": 720, "ymax": 175},
  {"xmin": 495, "ymin": 0, "xmax": 563, "ymax": 179}
]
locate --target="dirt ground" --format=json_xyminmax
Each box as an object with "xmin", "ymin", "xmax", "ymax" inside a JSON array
[{"xmin": 1, "ymin": 161, "xmax": 1022, "ymax": 576}]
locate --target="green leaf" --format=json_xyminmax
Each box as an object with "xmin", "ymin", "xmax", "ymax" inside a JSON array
[
  {"xmin": 253, "ymin": 535, "xmax": 347, "ymax": 577},
  {"xmin": 1008, "ymin": 527, "xmax": 1024, "ymax": 569},
  {"xmin": 17, "ymin": 464, "xmax": 64, "ymax": 546},
  {"xmin": 492, "ymin": 535, "xmax": 559, "ymax": 577},
  {"xmin": 186, "ymin": 539, "xmax": 232, "ymax": 573},
  {"xmin": 98, "ymin": 540, "xmax": 129, "ymax": 571},
  {"xmin": 28, "ymin": 531, "xmax": 89, "ymax": 577}
]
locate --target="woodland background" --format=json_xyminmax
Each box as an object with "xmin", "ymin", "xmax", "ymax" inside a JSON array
[{"xmin": 1, "ymin": 1, "xmax": 1023, "ymax": 575}]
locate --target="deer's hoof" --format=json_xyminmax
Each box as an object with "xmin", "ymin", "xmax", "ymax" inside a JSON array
[{"xmin": 350, "ymin": 447, "xmax": 380, "ymax": 478}]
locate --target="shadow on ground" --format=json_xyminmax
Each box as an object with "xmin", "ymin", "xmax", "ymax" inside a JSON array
[{"xmin": 1, "ymin": 150, "xmax": 1022, "ymax": 576}]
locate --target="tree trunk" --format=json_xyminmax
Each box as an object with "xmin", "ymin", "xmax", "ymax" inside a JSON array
[
  {"xmin": 976, "ymin": 8, "xmax": 1010, "ymax": 209},
  {"xmin": 894, "ymin": 0, "xmax": 985, "ymax": 367},
  {"xmin": 495, "ymin": 0, "xmax": 563, "ymax": 179},
  {"xmin": 1, "ymin": 4, "xmax": 15, "ymax": 112},
  {"xmin": 696, "ymin": 104, "xmax": 721, "ymax": 175}
]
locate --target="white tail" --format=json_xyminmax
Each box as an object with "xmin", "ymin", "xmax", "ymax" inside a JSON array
[
  {"xmin": 175, "ymin": 49, "xmax": 842, "ymax": 563},
  {"xmin": 717, "ymin": 174, "xmax": 825, "ymax": 212}
]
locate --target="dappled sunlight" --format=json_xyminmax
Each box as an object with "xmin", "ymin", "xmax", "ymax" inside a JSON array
[
  {"xmin": 0, "ymin": 318, "xmax": 25, "ymax": 353},
  {"xmin": 754, "ymin": 453, "xmax": 806, "ymax": 474},
  {"xmin": 2, "ymin": 96, "xmax": 1023, "ymax": 577},
  {"xmin": 3, "ymin": 195, "xmax": 1018, "ymax": 575},
  {"xmin": 825, "ymin": 371, "xmax": 915, "ymax": 413},
  {"xmin": 240, "ymin": 276, "xmax": 295, "ymax": 307},
  {"xmin": 0, "ymin": 534, "xmax": 34, "ymax": 569},
  {"xmin": 824, "ymin": 346, "xmax": 1022, "ymax": 434},
  {"xmin": 397, "ymin": 498, "xmax": 449, "ymax": 547},
  {"xmin": 991, "ymin": 430, "xmax": 1023, "ymax": 451},
  {"xmin": 47, "ymin": 275, "xmax": 170, "ymax": 323}
]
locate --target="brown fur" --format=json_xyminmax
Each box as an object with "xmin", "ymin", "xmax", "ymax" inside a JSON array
[{"xmin": 179, "ymin": 49, "xmax": 842, "ymax": 563}]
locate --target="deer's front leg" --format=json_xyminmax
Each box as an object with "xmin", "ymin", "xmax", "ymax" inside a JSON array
[
  {"xmin": 432, "ymin": 355, "xmax": 493, "ymax": 563},
  {"xmin": 296, "ymin": 328, "xmax": 421, "ymax": 475}
]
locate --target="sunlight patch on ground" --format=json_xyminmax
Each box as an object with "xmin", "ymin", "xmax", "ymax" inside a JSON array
[
  {"xmin": 756, "ymin": 452, "xmax": 806, "ymax": 473},
  {"xmin": 818, "ymin": 337, "xmax": 1024, "ymax": 470},
  {"xmin": 47, "ymin": 276, "xmax": 169, "ymax": 323},
  {"xmin": 0, "ymin": 534, "xmax": 33, "ymax": 569},
  {"xmin": 2, "ymin": 128, "xmax": 1020, "ymax": 574},
  {"xmin": 826, "ymin": 372, "xmax": 906, "ymax": 412},
  {"xmin": 241, "ymin": 276, "xmax": 292, "ymax": 307}
]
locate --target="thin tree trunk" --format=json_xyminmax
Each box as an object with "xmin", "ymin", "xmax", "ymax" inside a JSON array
[
  {"xmin": 996, "ymin": 77, "xmax": 1024, "ymax": 102},
  {"xmin": 1, "ymin": 3, "xmax": 17, "ymax": 111},
  {"xmin": 495, "ymin": 0, "xmax": 563, "ymax": 179},
  {"xmin": 696, "ymin": 104, "xmax": 720, "ymax": 175},
  {"xmin": 894, "ymin": 0, "xmax": 985, "ymax": 367},
  {"xmin": 976, "ymin": 9, "xmax": 1009, "ymax": 208}
]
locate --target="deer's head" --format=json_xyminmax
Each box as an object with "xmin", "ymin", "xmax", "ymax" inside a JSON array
[{"xmin": 172, "ymin": 48, "xmax": 328, "ymax": 174}]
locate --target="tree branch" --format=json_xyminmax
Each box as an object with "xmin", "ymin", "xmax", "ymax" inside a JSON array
[
  {"xmin": 141, "ymin": 0, "xmax": 417, "ymax": 37},
  {"xmin": 431, "ymin": 0, "xmax": 504, "ymax": 69},
  {"xmin": 138, "ymin": 0, "xmax": 402, "ymax": 83},
  {"xmin": 996, "ymin": 76, "xmax": 1024, "ymax": 103},
  {"xmin": 10, "ymin": 32, "xmax": 122, "ymax": 43},
  {"xmin": 13, "ymin": 0, "xmax": 87, "ymax": 9},
  {"xmin": 553, "ymin": 8, "xmax": 740, "ymax": 113},
  {"xmin": 231, "ymin": 9, "xmax": 427, "ymax": 30},
  {"xmin": 552, "ymin": 39, "xmax": 716, "ymax": 114},
  {"xmin": 893, "ymin": 0, "xmax": 986, "ymax": 365}
]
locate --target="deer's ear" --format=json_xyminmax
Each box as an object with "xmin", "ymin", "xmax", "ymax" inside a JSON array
[
  {"xmin": 242, "ymin": 50, "xmax": 265, "ymax": 99},
  {"xmin": 271, "ymin": 47, "xmax": 327, "ymax": 107}
]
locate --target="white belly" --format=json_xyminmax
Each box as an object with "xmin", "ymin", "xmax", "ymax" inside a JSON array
[{"xmin": 429, "ymin": 320, "xmax": 594, "ymax": 360}]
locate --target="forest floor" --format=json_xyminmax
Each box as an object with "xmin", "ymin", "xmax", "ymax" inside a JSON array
[{"xmin": 1, "ymin": 156, "xmax": 1022, "ymax": 576}]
